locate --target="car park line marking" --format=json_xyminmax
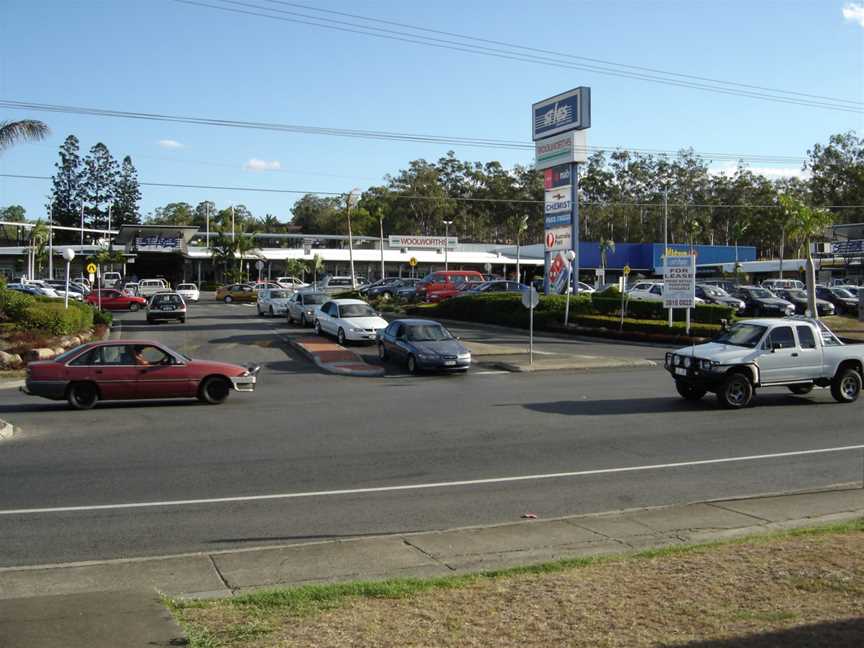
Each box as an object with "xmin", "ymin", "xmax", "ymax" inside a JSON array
[
  {"xmin": 1, "ymin": 444, "xmax": 862, "ymax": 516},
  {"xmin": 473, "ymin": 370, "xmax": 511, "ymax": 375}
]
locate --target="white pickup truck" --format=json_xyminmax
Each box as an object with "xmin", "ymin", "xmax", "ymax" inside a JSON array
[{"xmin": 665, "ymin": 317, "xmax": 863, "ymax": 408}]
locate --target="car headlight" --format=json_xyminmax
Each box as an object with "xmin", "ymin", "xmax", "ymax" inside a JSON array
[
  {"xmin": 350, "ymin": 327, "xmax": 364, "ymax": 333},
  {"xmin": 683, "ymin": 357, "xmax": 692, "ymax": 368},
  {"xmin": 699, "ymin": 358, "xmax": 719, "ymax": 371},
  {"xmin": 458, "ymin": 353, "xmax": 471, "ymax": 360}
]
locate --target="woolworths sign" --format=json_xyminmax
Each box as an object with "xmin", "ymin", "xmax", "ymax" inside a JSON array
[{"xmin": 389, "ymin": 235, "xmax": 458, "ymax": 250}]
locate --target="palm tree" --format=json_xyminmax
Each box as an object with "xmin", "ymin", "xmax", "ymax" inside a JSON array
[
  {"xmin": 234, "ymin": 233, "xmax": 258, "ymax": 281},
  {"xmin": 0, "ymin": 120, "xmax": 50, "ymax": 153},
  {"xmin": 599, "ymin": 237, "xmax": 616, "ymax": 278},
  {"xmin": 308, "ymin": 253, "xmax": 324, "ymax": 284},
  {"xmin": 780, "ymin": 195, "xmax": 834, "ymax": 318}
]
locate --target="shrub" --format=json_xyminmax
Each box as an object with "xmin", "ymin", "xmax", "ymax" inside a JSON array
[
  {"xmin": 19, "ymin": 301, "xmax": 94, "ymax": 336},
  {"xmin": 0, "ymin": 288, "xmax": 36, "ymax": 321},
  {"xmin": 93, "ymin": 309, "xmax": 113, "ymax": 326}
]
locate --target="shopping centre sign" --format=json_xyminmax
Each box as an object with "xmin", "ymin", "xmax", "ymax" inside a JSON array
[{"xmin": 388, "ymin": 235, "xmax": 457, "ymax": 250}]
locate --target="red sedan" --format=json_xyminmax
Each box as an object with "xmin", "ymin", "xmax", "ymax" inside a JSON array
[
  {"xmin": 85, "ymin": 289, "xmax": 147, "ymax": 311},
  {"xmin": 22, "ymin": 340, "xmax": 259, "ymax": 409}
]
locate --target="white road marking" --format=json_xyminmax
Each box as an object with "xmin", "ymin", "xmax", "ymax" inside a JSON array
[
  {"xmin": 473, "ymin": 370, "xmax": 510, "ymax": 375},
  {"xmin": 1, "ymin": 444, "xmax": 862, "ymax": 516}
]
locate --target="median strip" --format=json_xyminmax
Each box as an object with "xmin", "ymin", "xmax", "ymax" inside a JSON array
[{"xmin": 291, "ymin": 337, "xmax": 384, "ymax": 377}]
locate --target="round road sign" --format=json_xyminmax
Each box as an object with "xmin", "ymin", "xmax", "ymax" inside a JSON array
[
  {"xmin": 256, "ymin": 260, "xmax": 264, "ymax": 270},
  {"xmin": 521, "ymin": 286, "xmax": 540, "ymax": 309},
  {"xmin": 409, "ymin": 257, "xmax": 417, "ymax": 267},
  {"xmin": 86, "ymin": 262, "xmax": 97, "ymax": 274},
  {"xmin": 623, "ymin": 264, "xmax": 631, "ymax": 276}
]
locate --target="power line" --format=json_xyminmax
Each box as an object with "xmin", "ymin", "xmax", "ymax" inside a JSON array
[
  {"xmin": 172, "ymin": 0, "xmax": 863, "ymax": 114},
  {"xmin": 264, "ymin": 0, "xmax": 863, "ymax": 109},
  {"xmin": 0, "ymin": 99, "xmax": 807, "ymax": 164},
  {"xmin": 4, "ymin": 173, "xmax": 861, "ymax": 208}
]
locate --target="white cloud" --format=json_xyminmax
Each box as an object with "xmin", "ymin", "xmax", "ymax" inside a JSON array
[
  {"xmin": 158, "ymin": 139, "xmax": 184, "ymax": 149},
  {"xmin": 709, "ymin": 162, "xmax": 809, "ymax": 180},
  {"xmin": 244, "ymin": 158, "xmax": 282, "ymax": 172},
  {"xmin": 843, "ymin": 2, "xmax": 864, "ymax": 27}
]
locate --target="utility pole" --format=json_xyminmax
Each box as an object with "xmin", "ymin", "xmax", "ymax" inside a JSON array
[
  {"xmin": 48, "ymin": 204, "xmax": 54, "ymax": 279},
  {"xmin": 347, "ymin": 188, "xmax": 360, "ymax": 289},
  {"xmin": 80, "ymin": 203, "xmax": 85, "ymax": 247},
  {"xmin": 205, "ymin": 203, "xmax": 210, "ymax": 248},
  {"xmin": 443, "ymin": 220, "xmax": 453, "ymax": 271},
  {"xmin": 379, "ymin": 212, "xmax": 385, "ymax": 281},
  {"xmin": 231, "ymin": 205, "xmax": 235, "ymax": 241},
  {"xmin": 664, "ymin": 189, "xmax": 671, "ymax": 328},
  {"xmin": 516, "ymin": 214, "xmax": 528, "ymax": 283}
]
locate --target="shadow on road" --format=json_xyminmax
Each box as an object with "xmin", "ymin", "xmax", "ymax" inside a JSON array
[
  {"xmin": 519, "ymin": 395, "xmax": 827, "ymax": 416},
  {"xmin": 665, "ymin": 618, "xmax": 864, "ymax": 648}
]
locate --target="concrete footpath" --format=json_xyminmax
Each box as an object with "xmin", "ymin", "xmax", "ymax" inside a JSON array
[{"xmin": 1, "ymin": 488, "xmax": 862, "ymax": 646}]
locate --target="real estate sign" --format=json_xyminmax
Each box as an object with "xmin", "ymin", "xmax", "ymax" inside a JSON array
[{"xmin": 663, "ymin": 255, "xmax": 696, "ymax": 309}]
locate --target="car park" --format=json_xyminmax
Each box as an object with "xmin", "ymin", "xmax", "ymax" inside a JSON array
[
  {"xmin": 85, "ymin": 289, "xmax": 147, "ymax": 311},
  {"xmin": 773, "ymin": 288, "xmax": 835, "ymax": 316},
  {"xmin": 816, "ymin": 286, "xmax": 859, "ymax": 315},
  {"xmin": 286, "ymin": 290, "xmax": 327, "ymax": 326},
  {"xmin": 695, "ymin": 284, "xmax": 746, "ymax": 313},
  {"xmin": 665, "ymin": 317, "xmax": 863, "ymax": 408},
  {"xmin": 416, "ymin": 270, "xmax": 485, "ymax": 301},
  {"xmin": 731, "ymin": 286, "xmax": 795, "ymax": 316},
  {"xmin": 378, "ymin": 319, "xmax": 471, "ymax": 374},
  {"xmin": 102, "ymin": 271, "xmax": 122, "ymax": 288},
  {"xmin": 761, "ymin": 278, "xmax": 804, "ymax": 292},
  {"xmin": 314, "ymin": 298, "xmax": 388, "ymax": 345},
  {"xmin": 21, "ymin": 339, "xmax": 259, "ymax": 409},
  {"xmin": 629, "ymin": 282, "xmax": 706, "ymax": 305},
  {"xmin": 275, "ymin": 276, "xmax": 309, "ymax": 290},
  {"xmin": 459, "ymin": 280, "xmax": 529, "ymax": 295},
  {"xmin": 44, "ymin": 279, "xmax": 86, "ymax": 300},
  {"xmin": 146, "ymin": 292, "xmax": 187, "ymax": 324},
  {"xmin": 138, "ymin": 278, "xmax": 170, "ymax": 298},
  {"xmin": 257, "ymin": 287, "xmax": 292, "ymax": 316},
  {"xmin": 176, "ymin": 283, "xmax": 200, "ymax": 302},
  {"xmin": 215, "ymin": 283, "xmax": 256, "ymax": 303}
]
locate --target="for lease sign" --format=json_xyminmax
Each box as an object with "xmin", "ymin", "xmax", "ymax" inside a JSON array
[{"xmin": 663, "ymin": 255, "xmax": 696, "ymax": 309}]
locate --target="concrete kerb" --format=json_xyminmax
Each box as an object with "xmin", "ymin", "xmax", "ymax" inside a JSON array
[
  {"xmin": 290, "ymin": 337, "xmax": 385, "ymax": 377},
  {"xmin": 492, "ymin": 356, "xmax": 657, "ymax": 373}
]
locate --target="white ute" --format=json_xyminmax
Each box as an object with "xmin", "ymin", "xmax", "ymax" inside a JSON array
[{"xmin": 665, "ymin": 317, "xmax": 864, "ymax": 408}]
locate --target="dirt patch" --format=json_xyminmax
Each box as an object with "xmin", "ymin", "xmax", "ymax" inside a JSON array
[
  {"xmin": 824, "ymin": 316, "xmax": 864, "ymax": 342},
  {"xmin": 176, "ymin": 527, "xmax": 864, "ymax": 647}
]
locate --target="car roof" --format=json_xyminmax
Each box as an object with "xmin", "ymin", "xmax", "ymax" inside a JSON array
[
  {"xmin": 329, "ymin": 298, "xmax": 370, "ymax": 305},
  {"xmin": 391, "ymin": 318, "xmax": 445, "ymax": 326}
]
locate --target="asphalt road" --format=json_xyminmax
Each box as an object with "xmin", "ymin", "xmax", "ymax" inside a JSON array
[{"xmin": 0, "ymin": 300, "xmax": 861, "ymax": 568}]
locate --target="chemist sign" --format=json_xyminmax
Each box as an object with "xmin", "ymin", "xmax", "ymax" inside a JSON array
[{"xmin": 663, "ymin": 255, "xmax": 696, "ymax": 309}]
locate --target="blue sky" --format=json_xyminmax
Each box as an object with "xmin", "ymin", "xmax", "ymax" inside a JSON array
[{"xmin": 1, "ymin": 0, "xmax": 862, "ymax": 223}]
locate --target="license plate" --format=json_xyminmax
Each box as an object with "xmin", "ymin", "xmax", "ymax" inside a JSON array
[
  {"xmin": 162, "ymin": 305, "xmax": 175, "ymax": 311},
  {"xmin": 674, "ymin": 368, "xmax": 687, "ymax": 376},
  {"xmin": 444, "ymin": 360, "xmax": 456, "ymax": 366}
]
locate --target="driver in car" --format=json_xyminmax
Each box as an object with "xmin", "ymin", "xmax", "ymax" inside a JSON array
[{"xmin": 132, "ymin": 346, "xmax": 151, "ymax": 366}]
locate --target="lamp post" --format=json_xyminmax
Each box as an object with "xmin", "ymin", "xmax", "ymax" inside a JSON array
[
  {"xmin": 347, "ymin": 188, "xmax": 360, "ymax": 289},
  {"xmin": 442, "ymin": 220, "xmax": 453, "ymax": 271},
  {"xmin": 564, "ymin": 249, "xmax": 576, "ymax": 327},
  {"xmin": 62, "ymin": 248, "xmax": 75, "ymax": 310},
  {"xmin": 516, "ymin": 214, "xmax": 528, "ymax": 283},
  {"xmin": 378, "ymin": 211, "xmax": 385, "ymax": 281}
]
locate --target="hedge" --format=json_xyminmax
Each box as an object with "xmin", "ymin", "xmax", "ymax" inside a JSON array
[
  {"xmin": 0, "ymin": 288, "xmax": 36, "ymax": 321},
  {"xmin": 591, "ymin": 294, "xmax": 734, "ymax": 324},
  {"xmin": 19, "ymin": 301, "xmax": 94, "ymax": 336}
]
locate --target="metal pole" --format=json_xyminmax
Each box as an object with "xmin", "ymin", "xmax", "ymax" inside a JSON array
[
  {"xmin": 205, "ymin": 204, "xmax": 210, "ymax": 247},
  {"xmin": 443, "ymin": 221, "xmax": 451, "ymax": 272},
  {"xmin": 347, "ymin": 205, "xmax": 356, "ymax": 289},
  {"xmin": 379, "ymin": 215, "xmax": 385, "ymax": 280},
  {"xmin": 80, "ymin": 204, "xmax": 85, "ymax": 247},
  {"xmin": 564, "ymin": 260, "xmax": 572, "ymax": 327},
  {"xmin": 48, "ymin": 206, "xmax": 54, "ymax": 279},
  {"xmin": 231, "ymin": 205, "xmax": 235, "ymax": 241},
  {"xmin": 107, "ymin": 204, "xmax": 112, "ymax": 235},
  {"xmin": 529, "ymin": 302, "xmax": 534, "ymax": 367},
  {"xmin": 64, "ymin": 260, "xmax": 70, "ymax": 310},
  {"xmin": 570, "ymin": 162, "xmax": 580, "ymax": 294},
  {"xmin": 665, "ymin": 189, "xmax": 672, "ymax": 328},
  {"xmin": 516, "ymin": 232, "xmax": 520, "ymax": 283}
]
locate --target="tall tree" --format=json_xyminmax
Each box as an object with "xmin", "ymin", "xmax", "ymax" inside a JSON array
[
  {"xmin": 112, "ymin": 156, "xmax": 141, "ymax": 226},
  {"xmin": 805, "ymin": 131, "xmax": 864, "ymax": 223},
  {"xmin": 49, "ymin": 135, "xmax": 85, "ymax": 231},
  {"xmin": 83, "ymin": 143, "xmax": 119, "ymax": 232},
  {"xmin": 0, "ymin": 205, "xmax": 26, "ymax": 222},
  {"xmin": 0, "ymin": 119, "xmax": 49, "ymax": 153},
  {"xmin": 146, "ymin": 202, "xmax": 194, "ymax": 225}
]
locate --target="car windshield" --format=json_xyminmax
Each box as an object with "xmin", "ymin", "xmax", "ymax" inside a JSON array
[
  {"xmin": 701, "ymin": 286, "xmax": 723, "ymax": 297},
  {"xmin": 302, "ymin": 293, "xmax": 326, "ymax": 304},
  {"xmin": 713, "ymin": 323, "xmax": 767, "ymax": 348},
  {"xmin": 152, "ymin": 294, "xmax": 182, "ymax": 306},
  {"xmin": 270, "ymin": 290, "xmax": 290, "ymax": 299},
  {"xmin": 749, "ymin": 289, "xmax": 773, "ymax": 299},
  {"xmin": 406, "ymin": 324, "xmax": 453, "ymax": 342},
  {"xmin": 785, "ymin": 289, "xmax": 806, "ymax": 298},
  {"xmin": 833, "ymin": 288, "xmax": 854, "ymax": 298},
  {"xmin": 177, "ymin": 284, "xmax": 196, "ymax": 290},
  {"xmin": 340, "ymin": 303, "xmax": 376, "ymax": 318}
]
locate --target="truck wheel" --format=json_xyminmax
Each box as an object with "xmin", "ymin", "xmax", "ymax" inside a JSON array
[
  {"xmin": 717, "ymin": 373, "xmax": 753, "ymax": 409},
  {"xmin": 675, "ymin": 381, "xmax": 706, "ymax": 401},
  {"xmin": 830, "ymin": 368, "xmax": 862, "ymax": 403},
  {"xmin": 788, "ymin": 384, "xmax": 814, "ymax": 395}
]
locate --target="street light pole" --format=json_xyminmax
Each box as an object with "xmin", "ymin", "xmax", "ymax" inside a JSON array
[
  {"xmin": 347, "ymin": 188, "xmax": 360, "ymax": 289},
  {"xmin": 379, "ymin": 212, "xmax": 385, "ymax": 281},
  {"xmin": 442, "ymin": 220, "xmax": 453, "ymax": 271},
  {"xmin": 62, "ymin": 248, "xmax": 75, "ymax": 310},
  {"xmin": 664, "ymin": 188, "xmax": 672, "ymax": 328}
]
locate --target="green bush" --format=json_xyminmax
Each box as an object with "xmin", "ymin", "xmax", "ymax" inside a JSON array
[
  {"xmin": 591, "ymin": 294, "xmax": 734, "ymax": 324},
  {"xmin": 0, "ymin": 288, "xmax": 36, "ymax": 321},
  {"xmin": 93, "ymin": 309, "xmax": 113, "ymax": 326},
  {"xmin": 19, "ymin": 301, "xmax": 95, "ymax": 336}
]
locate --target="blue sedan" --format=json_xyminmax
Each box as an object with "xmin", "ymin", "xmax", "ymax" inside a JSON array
[{"xmin": 377, "ymin": 319, "xmax": 471, "ymax": 374}]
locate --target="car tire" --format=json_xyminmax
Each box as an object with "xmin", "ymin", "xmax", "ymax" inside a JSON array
[
  {"xmin": 129, "ymin": 303, "xmax": 139, "ymax": 312},
  {"xmin": 378, "ymin": 342, "xmax": 387, "ymax": 361},
  {"xmin": 287, "ymin": 311, "xmax": 294, "ymax": 324},
  {"xmin": 314, "ymin": 320, "xmax": 322, "ymax": 336},
  {"xmin": 269, "ymin": 306, "xmax": 275, "ymax": 317},
  {"xmin": 198, "ymin": 376, "xmax": 231, "ymax": 405},
  {"xmin": 180, "ymin": 317, "xmax": 186, "ymax": 324},
  {"xmin": 67, "ymin": 382, "xmax": 98, "ymax": 410},
  {"xmin": 337, "ymin": 328, "xmax": 346, "ymax": 346},
  {"xmin": 675, "ymin": 381, "xmax": 707, "ymax": 401},
  {"xmin": 146, "ymin": 317, "xmax": 154, "ymax": 324},
  {"xmin": 788, "ymin": 384, "xmax": 814, "ymax": 395},
  {"xmin": 830, "ymin": 367, "xmax": 862, "ymax": 404},
  {"xmin": 407, "ymin": 354, "xmax": 418, "ymax": 375},
  {"xmin": 717, "ymin": 373, "xmax": 753, "ymax": 409},
  {"xmin": 224, "ymin": 295, "xmax": 233, "ymax": 304},
  {"xmin": 300, "ymin": 314, "xmax": 307, "ymax": 327}
]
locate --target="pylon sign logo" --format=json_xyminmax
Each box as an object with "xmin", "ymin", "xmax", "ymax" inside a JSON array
[
  {"xmin": 544, "ymin": 186, "xmax": 571, "ymax": 214},
  {"xmin": 545, "ymin": 226, "xmax": 571, "ymax": 251}
]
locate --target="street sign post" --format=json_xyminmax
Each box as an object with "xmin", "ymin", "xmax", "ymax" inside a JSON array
[
  {"xmin": 663, "ymin": 255, "xmax": 696, "ymax": 334},
  {"xmin": 62, "ymin": 248, "xmax": 75, "ymax": 310},
  {"xmin": 86, "ymin": 262, "xmax": 96, "ymax": 275},
  {"xmin": 521, "ymin": 286, "xmax": 540, "ymax": 367}
]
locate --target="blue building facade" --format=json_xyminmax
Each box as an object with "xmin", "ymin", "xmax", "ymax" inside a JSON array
[{"xmin": 573, "ymin": 242, "xmax": 756, "ymax": 274}]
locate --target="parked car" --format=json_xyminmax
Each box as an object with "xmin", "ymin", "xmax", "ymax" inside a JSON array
[
  {"xmin": 773, "ymin": 288, "xmax": 835, "ymax": 316},
  {"xmin": 275, "ymin": 276, "xmax": 309, "ymax": 291},
  {"xmin": 628, "ymin": 282, "xmax": 706, "ymax": 305},
  {"xmin": 390, "ymin": 279, "xmax": 422, "ymax": 301},
  {"xmin": 176, "ymin": 283, "xmax": 200, "ymax": 303},
  {"xmin": 286, "ymin": 290, "xmax": 327, "ymax": 326},
  {"xmin": 257, "ymin": 287, "xmax": 292, "ymax": 316},
  {"xmin": 22, "ymin": 339, "xmax": 259, "ymax": 409},
  {"xmin": 816, "ymin": 286, "xmax": 859, "ymax": 315},
  {"xmin": 665, "ymin": 317, "xmax": 863, "ymax": 408},
  {"xmin": 416, "ymin": 270, "xmax": 485, "ymax": 301},
  {"xmin": 322, "ymin": 276, "xmax": 366, "ymax": 293},
  {"xmin": 731, "ymin": 286, "xmax": 796, "ymax": 317},
  {"xmin": 459, "ymin": 280, "xmax": 529, "ymax": 295},
  {"xmin": 85, "ymin": 289, "xmax": 147, "ymax": 311},
  {"xmin": 358, "ymin": 277, "xmax": 401, "ymax": 296},
  {"xmin": 695, "ymin": 284, "xmax": 746, "ymax": 313},
  {"xmin": 314, "ymin": 298, "xmax": 388, "ymax": 345},
  {"xmin": 146, "ymin": 292, "xmax": 187, "ymax": 324},
  {"xmin": 122, "ymin": 282, "xmax": 139, "ymax": 296},
  {"xmin": 138, "ymin": 278, "xmax": 170, "ymax": 298},
  {"xmin": 761, "ymin": 278, "xmax": 804, "ymax": 292},
  {"xmin": 215, "ymin": 283, "xmax": 256, "ymax": 303},
  {"xmin": 378, "ymin": 319, "xmax": 471, "ymax": 374},
  {"xmin": 27, "ymin": 280, "xmax": 81, "ymax": 301},
  {"xmin": 365, "ymin": 278, "xmax": 415, "ymax": 300},
  {"xmin": 7, "ymin": 283, "xmax": 50, "ymax": 297},
  {"xmin": 700, "ymin": 279, "xmax": 739, "ymax": 294},
  {"xmin": 44, "ymin": 279, "xmax": 86, "ymax": 300},
  {"xmin": 102, "ymin": 271, "xmax": 122, "ymax": 288}
]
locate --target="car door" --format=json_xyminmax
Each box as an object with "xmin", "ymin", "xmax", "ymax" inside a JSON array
[
  {"xmin": 793, "ymin": 325, "xmax": 823, "ymax": 379},
  {"xmin": 758, "ymin": 326, "xmax": 803, "ymax": 383},
  {"xmin": 134, "ymin": 345, "xmax": 196, "ymax": 399},
  {"xmin": 387, "ymin": 322, "xmax": 406, "ymax": 359},
  {"xmin": 318, "ymin": 302, "xmax": 334, "ymax": 333},
  {"xmin": 66, "ymin": 344, "xmax": 139, "ymax": 400}
]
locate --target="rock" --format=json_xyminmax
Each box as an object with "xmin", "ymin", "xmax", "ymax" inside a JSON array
[
  {"xmin": 27, "ymin": 348, "xmax": 55, "ymax": 362},
  {"xmin": 0, "ymin": 350, "xmax": 22, "ymax": 369},
  {"xmin": 53, "ymin": 347, "xmax": 66, "ymax": 357},
  {"xmin": 59, "ymin": 335, "xmax": 78, "ymax": 348}
]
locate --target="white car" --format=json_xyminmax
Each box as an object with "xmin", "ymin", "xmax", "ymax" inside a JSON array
[
  {"xmin": 276, "ymin": 276, "xmax": 309, "ymax": 290},
  {"xmin": 176, "ymin": 283, "xmax": 200, "ymax": 303},
  {"xmin": 286, "ymin": 291, "xmax": 327, "ymax": 327},
  {"xmin": 314, "ymin": 298, "xmax": 388, "ymax": 345},
  {"xmin": 628, "ymin": 282, "xmax": 705, "ymax": 305},
  {"xmin": 102, "ymin": 271, "xmax": 122, "ymax": 288},
  {"xmin": 257, "ymin": 287, "xmax": 292, "ymax": 316},
  {"xmin": 123, "ymin": 282, "xmax": 140, "ymax": 296},
  {"xmin": 139, "ymin": 278, "xmax": 170, "ymax": 297}
]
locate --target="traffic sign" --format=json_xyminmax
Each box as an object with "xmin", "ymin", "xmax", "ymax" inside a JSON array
[
  {"xmin": 88, "ymin": 272, "xmax": 95, "ymax": 284},
  {"xmin": 86, "ymin": 263, "xmax": 97, "ymax": 274},
  {"xmin": 255, "ymin": 260, "xmax": 264, "ymax": 270},
  {"xmin": 409, "ymin": 257, "xmax": 417, "ymax": 267},
  {"xmin": 521, "ymin": 286, "xmax": 540, "ymax": 309},
  {"xmin": 623, "ymin": 264, "xmax": 631, "ymax": 276}
]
